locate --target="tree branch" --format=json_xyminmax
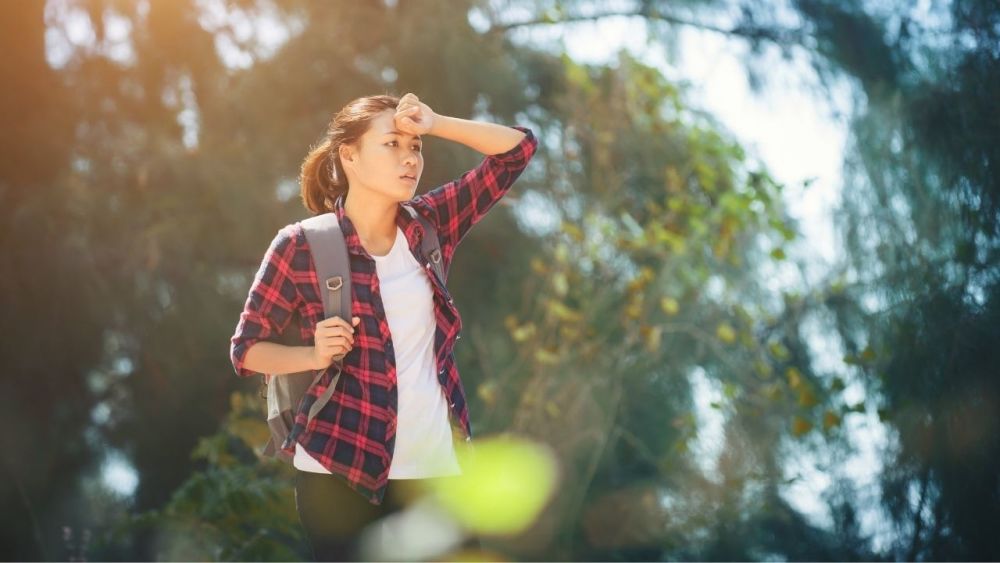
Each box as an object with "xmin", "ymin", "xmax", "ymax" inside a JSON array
[
  {"xmin": 906, "ymin": 464, "xmax": 931, "ymax": 561},
  {"xmin": 489, "ymin": 9, "xmax": 806, "ymax": 48}
]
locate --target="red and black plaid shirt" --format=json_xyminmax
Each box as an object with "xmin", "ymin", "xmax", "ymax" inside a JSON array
[{"xmin": 230, "ymin": 125, "xmax": 537, "ymax": 504}]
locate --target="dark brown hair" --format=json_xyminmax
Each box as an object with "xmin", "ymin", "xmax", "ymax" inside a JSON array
[{"xmin": 299, "ymin": 94, "xmax": 401, "ymax": 215}]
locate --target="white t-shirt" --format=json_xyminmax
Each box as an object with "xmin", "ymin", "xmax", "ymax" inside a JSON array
[{"xmin": 294, "ymin": 225, "xmax": 462, "ymax": 478}]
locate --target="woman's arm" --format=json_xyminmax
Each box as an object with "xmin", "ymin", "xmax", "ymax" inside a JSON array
[
  {"xmin": 408, "ymin": 125, "xmax": 538, "ymax": 253},
  {"xmin": 230, "ymin": 225, "xmax": 307, "ymax": 378},
  {"xmin": 395, "ymin": 92, "xmax": 527, "ymax": 156},
  {"xmin": 243, "ymin": 341, "xmax": 321, "ymax": 374},
  {"xmin": 429, "ymin": 114, "xmax": 528, "ymax": 156},
  {"xmin": 395, "ymin": 92, "xmax": 539, "ymax": 253}
]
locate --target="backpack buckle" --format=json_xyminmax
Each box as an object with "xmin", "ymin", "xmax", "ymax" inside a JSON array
[
  {"xmin": 326, "ymin": 276, "xmax": 343, "ymax": 291},
  {"xmin": 429, "ymin": 248, "xmax": 441, "ymax": 264}
]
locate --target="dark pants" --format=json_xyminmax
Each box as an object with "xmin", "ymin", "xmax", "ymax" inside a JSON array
[{"xmin": 294, "ymin": 470, "xmax": 481, "ymax": 561}]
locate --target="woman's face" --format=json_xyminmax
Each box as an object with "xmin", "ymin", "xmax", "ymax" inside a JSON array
[{"xmin": 341, "ymin": 109, "xmax": 424, "ymax": 201}]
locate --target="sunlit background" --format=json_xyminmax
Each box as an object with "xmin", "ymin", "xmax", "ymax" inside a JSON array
[{"xmin": 3, "ymin": 0, "xmax": 999, "ymax": 560}]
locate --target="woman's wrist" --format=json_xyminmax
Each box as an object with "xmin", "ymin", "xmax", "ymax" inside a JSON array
[
  {"xmin": 306, "ymin": 345, "xmax": 326, "ymax": 371},
  {"xmin": 428, "ymin": 113, "xmax": 452, "ymax": 137}
]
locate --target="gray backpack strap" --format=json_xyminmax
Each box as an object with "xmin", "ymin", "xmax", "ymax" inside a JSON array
[
  {"xmin": 402, "ymin": 203, "xmax": 446, "ymax": 284},
  {"xmin": 299, "ymin": 212, "xmax": 352, "ymax": 424}
]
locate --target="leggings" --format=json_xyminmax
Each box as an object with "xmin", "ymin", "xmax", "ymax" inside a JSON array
[{"xmin": 294, "ymin": 469, "xmax": 481, "ymax": 561}]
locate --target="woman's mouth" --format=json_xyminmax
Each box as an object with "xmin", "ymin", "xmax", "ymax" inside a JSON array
[{"xmin": 400, "ymin": 174, "xmax": 417, "ymax": 183}]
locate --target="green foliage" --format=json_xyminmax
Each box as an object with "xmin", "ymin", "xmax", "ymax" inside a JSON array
[{"xmin": 90, "ymin": 391, "xmax": 309, "ymax": 561}]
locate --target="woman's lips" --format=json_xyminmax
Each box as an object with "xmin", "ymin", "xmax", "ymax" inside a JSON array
[{"xmin": 400, "ymin": 175, "xmax": 417, "ymax": 183}]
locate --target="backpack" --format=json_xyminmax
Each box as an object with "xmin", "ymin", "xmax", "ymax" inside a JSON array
[{"xmin": 259, "ymin": 203, "xmax": 446, "ymax": 463}]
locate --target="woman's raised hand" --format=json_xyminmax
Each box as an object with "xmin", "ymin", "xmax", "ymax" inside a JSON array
[
  {"xmin": 312, "ymin": 316, "xmax": 361, "ymax": 369},
  {"xmin": 394, "ymin": 93, "xmax": 436, "ymax": 136}
]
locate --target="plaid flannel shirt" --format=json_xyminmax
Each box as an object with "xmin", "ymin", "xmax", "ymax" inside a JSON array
[{"xmin": 230, "ymin": 125, "xmax": 537, "ymax": 504}]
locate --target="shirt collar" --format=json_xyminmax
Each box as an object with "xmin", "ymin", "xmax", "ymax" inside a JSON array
[{"xmin": 332, "ymin": 193, "xmax": 425, "ymax": 258}]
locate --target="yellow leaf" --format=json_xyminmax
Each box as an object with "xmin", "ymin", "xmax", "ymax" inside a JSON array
[
  {"xmin": 545, "ymin": 401, "xmax": 561, "ymax": 418},
  {"xmin": 229, "ymin": 392, "xmax": 244, "ymax": 411},
  {"xmin": 534, "ymin": 347, "xmax": 560, "ymax": 365},
  {"xmin": 644, "ymin": 325, "xmax": 662, "ymax": 352},
  {"xmin": 791, "ymin": 416, "xmax": 813, "ymax": 437},
  {"xmin": 694, "ymin": 159, "xmax": 717, "ymax": 192},
  {"xmin": 510, "ymin": 322, "xmax": 536, "ymax": 342},
  {"xmin": 625, "ymin": 300, "xmax": 642, "ymax": 319},
  {"xmin": 786, "ymin": 367, "xmax": 802, "ymax": 389},
  {"xmin": 530, "ymin": 257, "xmax": 547, "ymax": 274},
  {"xmin": 552, "ymin": 271, "xmax": 568, "ymax": 297},
  {"xmin": 665, "ymin": 166, "xmax": 683, "ymax": 193},
  {"xmin": 662, "ymin": 229, "xmax": 687, "ymax": 254},
  {"xmin": 768, "ymin": 341, "xmax": 790, "ymax": 361},
  {"xmin": 554, "ymin": 242, "xmax": 568, "ymax": 264},
  {"xmin": 822, "ymin": 410, "xmax": 840, "ymax": 431},
  {"xmin": 716, "ymin": 322, "xmax": 736, "ymax": 344},
  {"xmin": 798, "ymin": 387, "xmax": 818, "ymax": 408},
  {"xmin": 547, "ymin": 299, "xmax": 582, "ymax": 322},
  {"xmin": 478, "ymin": 380, "xmax": 497, "ymax": 406},
  {"xmin": 627, "ymin": 266, "xmax": 655, "ymax": 293},
  {"xmin": 558, "ymin": 324, "xmax": 580, "ymax": 341},
  {"xmin": 660, "ymin": 297, "xmax": 679, "ymax": 316},
  {"xmin": 561, "ymin": 221, "xmax": 584, "ymax": 242}
]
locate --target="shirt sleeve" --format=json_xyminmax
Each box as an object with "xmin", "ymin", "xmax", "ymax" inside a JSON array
[
  {"xmin": 229, "ymin": 224, "xmax": 303, "ymax": 378},
  {"xmin": 410, "ymin": 125, "xmax": 538, "ymax": 252}
]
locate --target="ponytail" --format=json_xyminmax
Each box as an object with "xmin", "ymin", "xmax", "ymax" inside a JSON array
[{"xmin": 299, "ymin": 138, "xmax": 347, "ymax": 214}]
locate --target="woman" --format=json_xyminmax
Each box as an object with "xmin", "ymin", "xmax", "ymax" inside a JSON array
[{"xmin": 229, "ymin": 92, "xmax": 538, "ymax": 560}]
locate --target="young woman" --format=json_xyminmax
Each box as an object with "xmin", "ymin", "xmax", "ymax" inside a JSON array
[{"xmin": 229, "ymin": 92, "xmax": 538, "ymax": 560}]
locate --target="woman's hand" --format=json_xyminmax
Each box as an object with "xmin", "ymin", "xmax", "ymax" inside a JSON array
[
  {"xmin": 394, "ymin": 93, "xmax": 436, "ymax": 136},
  {"xmin": 312, "ymin": 316, "xmax": 361, "ymax": 369}
]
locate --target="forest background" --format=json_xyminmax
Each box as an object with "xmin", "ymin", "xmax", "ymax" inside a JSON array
[{"xmin": 2, "ymin": 0, "xmax": 998, "ymax": 560}]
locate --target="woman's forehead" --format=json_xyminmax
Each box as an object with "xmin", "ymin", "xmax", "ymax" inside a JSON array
[{"xmin": 367, "ymin": 111, "xmax": 421, "ymax": 141}]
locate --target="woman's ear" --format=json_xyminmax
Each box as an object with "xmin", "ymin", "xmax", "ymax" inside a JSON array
[
  {"xmin": 339, "ymin": 144, "xmax": 354, "ymax": 164},
  {"xmin": 338, "ymin": 144, "xmax": 357, "ymax": 182}
]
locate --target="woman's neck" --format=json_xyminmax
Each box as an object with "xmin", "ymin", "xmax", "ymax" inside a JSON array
[{"xmin": 342, "ymin": 189, "xmax": 398, "ymax": 251}]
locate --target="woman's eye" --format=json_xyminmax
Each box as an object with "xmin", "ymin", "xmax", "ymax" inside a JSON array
[{"xmin": 387, "ymin": 140, "xmax": 421, "ymax": 152}]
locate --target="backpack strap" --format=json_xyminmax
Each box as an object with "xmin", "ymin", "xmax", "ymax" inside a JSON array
[
  {"xmin": 401, "ymin": 203, "xmax": 446, "ymax": 284},
  {"xmin": 298, "ymin": 212, "xmax": 352, "ymax": 425}
]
